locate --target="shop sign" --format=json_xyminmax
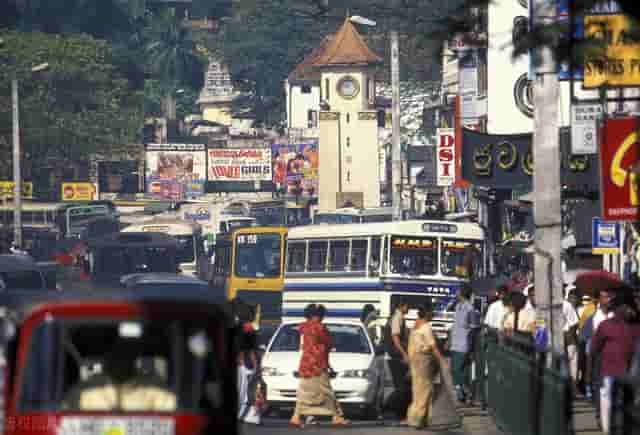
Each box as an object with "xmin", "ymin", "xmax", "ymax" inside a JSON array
[
  {"xmin": 592, "ymin": 218, "xmax": 620, "ymax": 254},
  {"xmin": 600, "ymin": 117, "xmax": 640, "ymax": 221},
  {"xmin": 584, "ymin": 14, "xmax": 640, "ymax": 88},
  {"xmin": 61, "ymin": 182, "xmax": 96, "ymax": 201},
  {"xmin": 571, "ymin": 103, "xmax": 602, "ymax": 154},
  {"xmin": 0, "ymin": 182, "xmax": 33, "ymax": 199},
  {"xmin": 436, "ymin": 128, "xmax": 456, "ymax": 186}
]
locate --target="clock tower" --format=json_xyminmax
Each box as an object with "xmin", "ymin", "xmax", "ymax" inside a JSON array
[{"xmin": 311, "ymin": 18, "xmax": 383, "ymax": 212}]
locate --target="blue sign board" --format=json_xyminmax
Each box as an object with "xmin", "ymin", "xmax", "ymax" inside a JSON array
[{"xmin": 592, "ymin": 218, "xmax": 621, "ymax": 254}]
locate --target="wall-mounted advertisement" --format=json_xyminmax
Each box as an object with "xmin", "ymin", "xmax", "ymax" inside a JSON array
[
  {"xmin": 208, "ymin": 148, "xmax": 272, "ymax": 181},
  {"xmin": 145, "ymin": 144, "xmax": 206, "ymax": 200},
  {"xmin": 272, "ymin": 141, "xmax": 319, "ymax": 197}
]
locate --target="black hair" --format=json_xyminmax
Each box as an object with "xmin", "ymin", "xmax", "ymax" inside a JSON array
[
  {"xmin": 314, "ymin": 304, "xmax": 327, "ymax": 319},
  {"xmin": 417, "ymin": 301, "xmax": 434, "ymax": 319},
  {"xmin": 496, "ymin": 285, "xmax": 509, "ymax": 294},
  {"xmin": 303, "ymin": 304, "xmax": 317, "ymax": 320},
  {"xmin": 393, "ymin": 298, "xmax": 409, "ymax": 311},
  {"xmin": 459, "ymin": 284, "xmax": 473, "ymax": 300},
  {"xmin": 361, "ymin": 304, "xmax": 376, "ymax": 323}
]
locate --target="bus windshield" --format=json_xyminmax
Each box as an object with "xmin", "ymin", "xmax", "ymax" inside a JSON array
[
  {"xmin": 390, "ymin": 236, "xmax": 437, "ymax": 275},
  {"xmin": 441, "ymin": 239, "xmax": 483, "ymax": 278},
  {"xmin": 175, "ymin": 235, "xmax": 195, "ymax": 263},
  {"xmin": 98, "ymin": 247, "xmax": 176, "ymax": 275},
  {"xmin": 235, "ymin": 233, "xmax": 282, "ymax": 278}
]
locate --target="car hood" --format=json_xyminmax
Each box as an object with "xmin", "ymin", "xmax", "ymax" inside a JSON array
[{"xmin": 262, "ymin": 351, "xmax": 373, "ymax": 374}]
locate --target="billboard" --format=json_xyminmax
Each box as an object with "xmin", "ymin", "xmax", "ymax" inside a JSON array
[
  {"xmin": 208, "ymin": 148, "xmax": 272, "ymax": 181},
  {"xmin": 145, "ymin": 144, "xmax": 206, "ymax": 200},
  {"xmin": 600, "ymin": 118, "xmax": 640, "ymax": 221},
  {"xmin": 61, "ymin": 182, "xmax": 96, "ymax": 201},
  {"xmin": 272, "ymin": 141, "xmax": 319, "ymax": 197}
]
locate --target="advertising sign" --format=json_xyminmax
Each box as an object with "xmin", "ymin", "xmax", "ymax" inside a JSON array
[
  {"xmin": 571, "ymin": 103, "xmax": 602, "ymax": 154},
  {"xmin": 145, "ymin": 144, "xmax": 206, "ymax": 200},
  {"xmin": 61, "ymin": 182, "xmax": 96, "ymax": 201},
  {"xmin": 272, "ymin": 141, "xmax": 319, "ymax": 197},
  {"xmin": 436, "ymin": 128, "xmax": 456, "ymax": 187},
  {"xmin": 208, "ymin": 148, "xmax": 272, "ymax": 181},
  {"xmin": 592, "ymin": 218, "xmax": 621, "ymax": 254},
  {"xmin": 600, "ymin": 118, "xmax": 640, "ymax": 221},
  {"xmin": 0, "ymin": 181, "xmax": 33, "ymax": 199},
  {"xmin": 584, "ymin": 14, "xmax": 640, "ymax": 88}
]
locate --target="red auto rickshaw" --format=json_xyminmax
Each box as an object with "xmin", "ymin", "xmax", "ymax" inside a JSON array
[{"xmin": 0, "ymin": 288, "xmax": 237, "ymax": 435}]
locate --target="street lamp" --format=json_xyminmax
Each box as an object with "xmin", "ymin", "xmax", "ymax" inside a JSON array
[
  {"xmin": 349, "ymin": 16, "xmax": 402, "ymax": 221},
  {"xmin": 11, "ymin": 62, "xmax": 50, "ymax": 249}
]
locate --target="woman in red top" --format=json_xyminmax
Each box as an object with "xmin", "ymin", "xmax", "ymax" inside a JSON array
[{"xmin": 289, "ymin": 305, "xmax": 350, "ymax": 428}]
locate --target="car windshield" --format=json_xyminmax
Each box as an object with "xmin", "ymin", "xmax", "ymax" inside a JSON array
[
  {"xmin": 234, "ymin": 233, "xmax": 282, "ymax": 278},
  {"xmin": 97, "ymin": 247, "xmax": 176, "ymax": 275},
  {"xmin": 269, "ymin": 323, "xmax": 371, "ymax": 354},
  {"xmin": 21, "ymin": 317, "xmax": 224, "ymax": 413},
  {"xmin": 175, "ymin": 235, "xmax": 195, "ymax": 263},
  {"xmin": 0, "ymin": 270, "xmax": 43, "ymax": 290},
  {"xmin": 390, "ymin": 236, "xmax": 437, "ymax": 275}
]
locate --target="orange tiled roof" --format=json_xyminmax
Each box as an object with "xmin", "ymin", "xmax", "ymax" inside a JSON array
[
  {"xmin": 311, "ymin": 18, "xmax": 382, "ymax": 67},
  {"xmin": 288, "ymin": 36, "xmax": 333, "ymax": 83}
]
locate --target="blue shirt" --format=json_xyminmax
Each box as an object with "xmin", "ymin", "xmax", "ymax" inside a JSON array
[{"xmin": 450, "ymin": 300, "xmax": 477, "ymax": 353}]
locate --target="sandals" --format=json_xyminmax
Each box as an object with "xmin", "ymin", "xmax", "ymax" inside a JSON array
[
  {"xmin": 288, "ymin": 421, "xmax": 304, "ymax": 429},
  {"xmin": 331, "ymin": 417, "xmax": 351, "ymax": 427}
]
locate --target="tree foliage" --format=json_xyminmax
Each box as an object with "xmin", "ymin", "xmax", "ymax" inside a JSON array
[{"xmin": 0, "ymin": 30, "xmax": 144, "ymax": 169}]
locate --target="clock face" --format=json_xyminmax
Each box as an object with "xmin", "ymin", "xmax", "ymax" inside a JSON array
[{"xmin": 337, "ymin": 76, "xmax": 359, "ymax": 99}]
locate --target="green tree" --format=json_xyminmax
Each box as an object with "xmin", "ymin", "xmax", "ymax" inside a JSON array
[
  {"xmin": 0, "ymin": 30, "xmax": 144, "ymax": 171},
  {"xmin": 143, "ymin": 8, "xmax": 205, "ymax": 120}
]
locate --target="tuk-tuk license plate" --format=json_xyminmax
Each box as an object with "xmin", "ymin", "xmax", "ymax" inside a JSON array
[{"xmin": 58, "ymin": 417, "xmax": 175, "ymax": 435}]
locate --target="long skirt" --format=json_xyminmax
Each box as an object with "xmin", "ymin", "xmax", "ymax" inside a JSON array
[
  {"xmin": 407, "ymin": 354, "xmax": 435, "ymax": 428},
  {"xmin": 294, "ymin": 372, "xmax": 344, "ymax": 417}
]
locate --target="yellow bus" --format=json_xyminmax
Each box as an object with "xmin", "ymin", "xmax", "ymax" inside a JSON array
[{"xmin": 211, "ymin": 226, "xmax": 287, "ymax": 323}]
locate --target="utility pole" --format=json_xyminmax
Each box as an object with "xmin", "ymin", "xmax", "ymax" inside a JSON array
[
  {"xmin": 532, "ymin": 0, "xmax": 564, "ymax": 359},
  {"xmin": 391, "ymin": 31, "xmax": 402, "ymax": 221},
  {"xmin": 12, "ymin": 78, "xmax": 22, "ymax": 249}
]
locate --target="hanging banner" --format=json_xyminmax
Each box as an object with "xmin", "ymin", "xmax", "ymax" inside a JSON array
[
  {"xmin": 600, "ymin": 117, "xmax": 640, "ymax": 221},
  {"xmin": 436, "ymin": 128, "xmax": 456, "ymax": 187},
  {"xmin": 208, "ymin": 148, "xmax": 272, "ymax": 181},
  {"xmin": 571, "ymin": 103, "xmax": 602, "ymax": 154},
  {"xmin": 61, "ymin": 182, "xmax": 96, "ymax": 201},
  {"xmin": 584, "ymin": 14, "xmax": 640, "ymax": 88}
]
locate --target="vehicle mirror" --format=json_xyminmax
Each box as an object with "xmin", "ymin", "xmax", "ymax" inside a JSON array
[
  {"xmin": 188, "ymin": 330, "xmax": 211, "ymax": 358},
  {"xmin": 119, "ymin": 322, "xmax": 143, "ymax": 338}
]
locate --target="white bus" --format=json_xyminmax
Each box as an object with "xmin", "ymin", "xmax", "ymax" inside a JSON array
[
  {"xmin": 313, "ymin": 207, "xmax": 394, "ymax": 225},
  {"xmin": 121, "ymin": 218, "xmax": 205, "ymax": 278},
  {"xmin": 283, "ymin": 220, "xmax": 486, "ymax": 339}
]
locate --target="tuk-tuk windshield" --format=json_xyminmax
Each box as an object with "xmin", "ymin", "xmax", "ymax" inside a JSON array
[
  {"xmin": 0, "ymin": 270, "xmax": 44, "ymax": 290},
  {"xmin": 20, "ymin": 317, "xmax": 223, "ymax": 413},
  {"xmin": 97, "ymin": 247, "xmax": 176, "ymax": 275}
]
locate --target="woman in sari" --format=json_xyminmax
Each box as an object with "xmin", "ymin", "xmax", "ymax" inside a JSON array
[
  {"xmin": 289, "ymin": 305, "xmax": 350, "ymax": 428},
  {"xmin": 407, "ymin": 303, "xmax": 447, "ymax": 429}
]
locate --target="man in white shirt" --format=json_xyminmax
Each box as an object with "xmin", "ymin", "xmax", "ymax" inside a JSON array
[
  {"xmin": 484, "ymin": 285, "xmax": 508, "ymax": 331},
  {"xmin": 563, "ymin": 287, "xmax": 580, "ymax": 385}
]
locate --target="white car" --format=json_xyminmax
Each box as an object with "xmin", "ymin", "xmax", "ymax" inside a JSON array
[{"xmin": 260, "ymin": 320, "xmax": 385, "ymax": 417}]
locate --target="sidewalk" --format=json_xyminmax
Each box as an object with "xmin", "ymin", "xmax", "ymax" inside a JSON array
[{"xmin": 457, "ymin": 396, "xmax": 600, "ymax": 435}]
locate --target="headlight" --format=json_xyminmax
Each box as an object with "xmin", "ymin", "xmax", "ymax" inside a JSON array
[
  {"xmin": 340, "ymin": 369, "xmax": 370, "ymax": 378},
  {"xmin": 262, "ymin": 367, "xmax": 284, "ymax": 376}
]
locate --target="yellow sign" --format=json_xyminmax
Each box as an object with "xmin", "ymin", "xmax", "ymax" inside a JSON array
[
  {"xmin": 584, "ymin": 14, "xmax": 640, "ymax": 88},
  {"xmin": 392, "ymin": 238, "xmax": 434, "ymax": 249},
  {"xmin": 0, "ymin": 181, "xmax": 33, "ymax": 199},
  {"xmin": 61, "ymin": 182, "xmax": 96, "ymax": 201}
]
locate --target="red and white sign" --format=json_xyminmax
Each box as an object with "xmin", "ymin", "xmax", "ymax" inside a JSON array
[
  {"xmin": 208, "ymin": 148, "xmax": 272, "ymax": 181},
  {"xmin": 600, "ymin": 117, "xmax": 640, "ymax": 221},
  {"xmin": 437, "ymin": 128, "xmax": 456, "ymax": 187}
]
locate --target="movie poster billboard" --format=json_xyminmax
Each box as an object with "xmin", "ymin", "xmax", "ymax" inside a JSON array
[
  {"xmin": 271, "ymin": 141, "xmax": 319, "ymax": 197},
  {"xmin": 208, "ymin": 148, "xmax": 272, "ymax": 181},
  {"xmin": 145, "ymin": 144, "xmax": 206, "ymax": 200}
]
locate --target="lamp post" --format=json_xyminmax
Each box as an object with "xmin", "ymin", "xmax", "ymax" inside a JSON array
[
  {"xmin": 10, "ymin": 62, "xmax": 49, "ymax": 249},
  {"xmin": 349, "ymin": 16, "xmax": 402, "ymax": 221}
]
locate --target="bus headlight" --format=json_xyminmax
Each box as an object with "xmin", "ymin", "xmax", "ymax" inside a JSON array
[{"xmin": 340, "ymin": 369, "xmax": 369, "ymax": 378}]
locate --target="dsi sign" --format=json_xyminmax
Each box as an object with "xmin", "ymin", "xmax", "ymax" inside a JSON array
[
  {"xmin": 436, "ymin": 128, "xmax": 456, "ymax": 186},
  {"xmin": 592, "ymin": 218, "xmax": 620, "ymax": 255}
]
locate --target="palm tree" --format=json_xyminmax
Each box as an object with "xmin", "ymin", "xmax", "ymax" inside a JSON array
[{"xmin": 143, "ymin": 8, "xmax": 204, "ymax": 120}]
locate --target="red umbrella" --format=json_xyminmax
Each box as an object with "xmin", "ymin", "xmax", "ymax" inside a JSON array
[{"xmin": 574, "ymin": 270, "xmax": 630, "ymax": 296}]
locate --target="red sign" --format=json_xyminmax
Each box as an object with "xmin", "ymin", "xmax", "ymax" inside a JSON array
[{"xmin": 600, "ymin": 117, "xmax": 640, "ymax": 221}]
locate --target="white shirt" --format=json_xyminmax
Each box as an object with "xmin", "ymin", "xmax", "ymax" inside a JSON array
[
  {"xmin": 484, "ymin": 300, "xmax": 506, "ymax": 330},
  {"xmin": 562, "ymin": 300, "xmax": 579, "ymax": 332},
  {"xmin": 592, "ymin": 307, "xmax": 613, "ymax": 334}
]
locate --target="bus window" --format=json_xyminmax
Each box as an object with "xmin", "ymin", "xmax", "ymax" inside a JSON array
[
  {"xmin": 350, "ymin": 240, "xmax": 367, "ymax": 271},
  {"xmin": 369, "ymin": 237, "xmax": 382, "ymax": 275},
  {"xmin": 235, "ymin": 233, "xmax": 282, "ymax": 278},
  {"xmin": 329, "ymin": 240, "xmax": 349, "ymax": 271},
  {"xmin": 308, "ymin": 241, "xmax": 328, "ymax": 272},
  {"xmin": 390, "ymin": 237, "xmax": 437, "ymax": 276},
  {"xmin": 441, "ymin": 240, "xmax": 483, "ymax": 278},
  {"xmin": 287, "ymin": 242, "xmax": 306, "ymax": 272}
]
